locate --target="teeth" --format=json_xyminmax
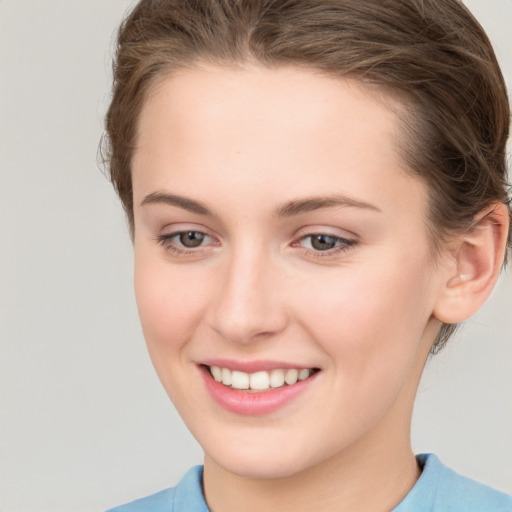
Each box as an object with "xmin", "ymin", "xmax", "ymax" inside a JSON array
[
  {"xmin": 298, "ymin": 369, "xmax": 310, "ymax": 381},
  {"xmin": 269, "ymin": 369, "xmax": 285, "ymax": 388},
  {"xmin": 221, "ymin": 367, "xmax": 232, "ymax": 386},
  {"xmin": 285, "ymin": 368, "xmax": 299, "ymax": 385},
  {"xmin": 208, "ymin": 366, "xmax": 314, "ymax": 391},
  {"xmin": 211, "ymin": 366, "xmax": 222, "ymax": 382},
  {"xmin": 250, "ymin": 371, "xmax": 270, "ymax": 390},
  {"xmin": 231, "ymin": 371, "xmax": 250, "ymax": 390}
]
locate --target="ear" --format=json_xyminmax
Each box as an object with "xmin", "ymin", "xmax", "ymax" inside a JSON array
[{"xmin": 433, "ymin": 202, "xmax": 510, "ymax": 324}]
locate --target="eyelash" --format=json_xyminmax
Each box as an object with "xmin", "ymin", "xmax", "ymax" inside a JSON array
[
  {"xmin": 293, "ymin": 233, "xmax": 356, "ymax": 258},
  {"xmin": 155, "ymin": 231, "xmax": 217, "ymax": 256},
  {"xmin": 155, "ymin": 231, "xmax": 357, "ymax": 258}
]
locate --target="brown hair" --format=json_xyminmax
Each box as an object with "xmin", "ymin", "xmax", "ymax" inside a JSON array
[{"xmin": 103, "ymin": 0, "xmax": 511, "ymax": 351}]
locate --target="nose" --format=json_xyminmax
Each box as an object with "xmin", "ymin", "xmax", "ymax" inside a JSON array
[{"xmin": 208, "ymin": 245, "xmax": 288, "ymax": 345}]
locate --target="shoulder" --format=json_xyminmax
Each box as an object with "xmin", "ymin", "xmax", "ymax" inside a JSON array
[
  {"xmin": 394, "ymin": 454, "xmax": 512, "ymax": 512},
  {"xmin": 105, "ymin": 465, "xmax": 207, "ymax": 512},
  {"xmin": 428, "ymin": 454, "xmax": 512, "ymax": 512},
  {"xmin": 105, "ymin": 488, "xmax": 175, "ymax": 512}
]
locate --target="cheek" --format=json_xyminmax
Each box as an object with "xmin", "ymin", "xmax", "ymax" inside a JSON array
[
  {"xmin": 292, "ymin": 262, "xmax": 433, "ymax": 442},
  {"xmin": 293, "ymin": 252, "xmax": 434, "ymax": 390},
  {"xmin": 133, "ymin": 254, "xmax": 217, "ymax": 418},
  {"xmin": 133, "ymin": 253, "xmax": 208, "ymax": 363}
]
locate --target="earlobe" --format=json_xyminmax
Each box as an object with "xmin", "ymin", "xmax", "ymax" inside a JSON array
[{"xmin": 433, "ymin": 202, "xmax": 510, "ymax": 324}]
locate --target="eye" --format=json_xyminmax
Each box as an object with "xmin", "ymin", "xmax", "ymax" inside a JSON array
[
  {"xmin": 156, "ymin": 230, "xmax": 216, "ymax": 255},
  {"xmin": 176, "ymin": 231, "xmax": 206, "ymax": 248},
  {"xmin": 297, "ymin": 233, "xmax": 356, "ymax": 255},
  {"xmin": 306, "ymin": 234, "xmax": 340, "ymax": 251}
]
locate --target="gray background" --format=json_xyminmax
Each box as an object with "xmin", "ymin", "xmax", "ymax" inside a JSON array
[{"xmin": 0, "ymin": 1, "xmax": 510, "ymax": 511}]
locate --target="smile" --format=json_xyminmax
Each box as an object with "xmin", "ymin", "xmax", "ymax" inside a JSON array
[
  {"xmin": 208, "ymin": 366, "xmax": 317, "ymax": 392},
  {"xmin": 200, "ymin": 363, "xmax": 321, "ymax": 415}
]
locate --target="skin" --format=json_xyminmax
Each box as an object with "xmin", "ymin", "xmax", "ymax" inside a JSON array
[{"xmin": 130, "ymin": 64, "xmax": 505, "ymax": 512}]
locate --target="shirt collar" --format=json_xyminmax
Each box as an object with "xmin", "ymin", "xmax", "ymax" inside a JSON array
[{"xmin": 173, "ymin": 454, "xmax": 443, "ymax": 512}]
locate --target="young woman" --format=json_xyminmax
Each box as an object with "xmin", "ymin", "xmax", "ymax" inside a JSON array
[{"xmin": 103, "ymin": 0, "xmax": 512, "ymax": 510}]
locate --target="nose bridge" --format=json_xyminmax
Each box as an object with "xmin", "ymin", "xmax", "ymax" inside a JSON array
[{"xmin": 210, "ymin": 241, "xmax": 286, "ymax": 344}]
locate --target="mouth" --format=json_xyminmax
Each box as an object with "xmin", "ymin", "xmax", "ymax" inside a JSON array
[
  {"xmin": 200, "ymin": 362, "xmax": 321, "ymax": 415},
  {"xmin": 203, "ymin": 364, "xmax": 320, "ymax": 393}
]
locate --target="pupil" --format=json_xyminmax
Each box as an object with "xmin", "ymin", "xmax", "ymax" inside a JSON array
[
  {"xmin": 179, "ymin": 231, "xmax": 205, "ymax": 248},
  {"xmin": 311, "ymin": 234, "xmax": 336, "ymax": 251}
]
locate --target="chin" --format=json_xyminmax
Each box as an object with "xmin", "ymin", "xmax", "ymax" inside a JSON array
[
  {"xmin": 202, "ymin": 436, "xmax": 333, "ymax": 480},
  {"xmin": 213, "ymin": 455, "xmax": 309, "ymax": 480}
]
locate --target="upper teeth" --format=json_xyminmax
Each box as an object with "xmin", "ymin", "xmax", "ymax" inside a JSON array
[{"xmin": 209, "ymin": 366, "xmax": 313, "ymax": 391}]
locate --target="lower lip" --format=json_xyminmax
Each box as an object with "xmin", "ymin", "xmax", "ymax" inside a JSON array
[{"xmin": 200, "ymin": 366, "xmax": 318, "ymax": 416}]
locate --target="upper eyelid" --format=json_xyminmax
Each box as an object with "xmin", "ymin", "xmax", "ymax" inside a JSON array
[
  {"xmin": 294, "ymin": 229, "xmax": 357, "ymax": 245},
  {"xmin": 155, "ymin": 227, "xmax": 357, "ymax": 248},
  {"xmin": 300, "ymin": 233, "xmax": 353, "ymax": 242},
  {"xmin": 159, "ymin": 230, "xmax": 214, "ymax": 242},
  {"xmin": 299, "ymin": 232, "xmax": 353, "ymax": 240},
  {"xmin": 295, "ymin": 233, "xmax": 356, "ymax": 249},
  {"xmin": 293, "ymin": 224, "xmax": 357, "ymax": 238},
  {"xmin": 158, "ymin": 230, "xmax": 354, "ymax": 241},
  {"xmin": 158, "ymin": 225, "xmax": 216, "ymax": 239}
]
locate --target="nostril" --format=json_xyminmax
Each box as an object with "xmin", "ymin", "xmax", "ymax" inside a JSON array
[
  {"xmin": 206, "ymin": 259, "xmax": 289, "ymax": 343},
  {"xmin": 208, "ymin": 312, "xmax": 288, "ymax": 345}
]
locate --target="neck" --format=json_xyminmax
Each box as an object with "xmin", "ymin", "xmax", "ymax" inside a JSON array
[{"xmin": 203, "ymin": 424, "xmax": 421, "ymax": 512}]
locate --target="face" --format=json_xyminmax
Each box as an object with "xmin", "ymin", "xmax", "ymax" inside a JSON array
[{"xmin": 132, "ymin": 65, "xmax": 445, "ymax": 480}]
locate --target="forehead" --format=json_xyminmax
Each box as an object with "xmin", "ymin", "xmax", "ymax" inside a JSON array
[
  {"xmin": 135, "ymin": 64, "xmax": 403, "ymax": 158},
  {"xmin": 132, "ymin": 64, "xmax": 426, "ymax": 223}
]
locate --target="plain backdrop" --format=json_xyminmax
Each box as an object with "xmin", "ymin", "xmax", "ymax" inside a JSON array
[{"xmin": 0, "ymin": 1, "xmax": 511, "ymax": 511}]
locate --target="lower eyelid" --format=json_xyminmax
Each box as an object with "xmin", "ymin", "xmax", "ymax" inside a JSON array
[
  {"xmin": 295, "ymin": 234, "xmax": 357, "ymax": 256},
  {"xmin": 302, "ymin": 243, "xmax": 356, "ymax": 260}
]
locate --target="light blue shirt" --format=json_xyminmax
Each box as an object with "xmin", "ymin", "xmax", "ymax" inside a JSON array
[{"xmin": 106, "ymin": 454, "xmax": 512, "ymax": 511}]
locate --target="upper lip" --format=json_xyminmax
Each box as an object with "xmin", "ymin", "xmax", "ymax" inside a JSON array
[{"xmin": 199, "ymin": 359, "xmax": 320, "ymax": 373}]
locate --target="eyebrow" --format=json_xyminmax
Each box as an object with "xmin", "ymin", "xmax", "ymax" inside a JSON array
[
  {"xmin": 274, "ymin": 195, "xmax": 382, "ymax": 217},
  {"xmin": 141, "ymin": 192, "xmax": 213, "ymax": 215},
  {"xmin": 140, "ymin": 191, "xmax": 381, "ymax": 217}
]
